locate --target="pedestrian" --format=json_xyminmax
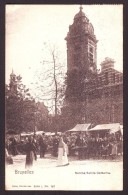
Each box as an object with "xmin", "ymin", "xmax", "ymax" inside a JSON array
[
  {"xmin": 83, "ymin": 137, "xmax": 88, "ymax": 159},
  {"xmin": 101, "ymin": 137, "xmax": 109, "ymax": 159},
  {"xmin": 5, "ymin": 148, "xmax": 13, "ymax": 165},
  {"xmin": 65, "ymin": 140, "xmax": 69, "ymax": 156},
  {"xmin": 57, "ymin": 136, "xmax": 69, "ymax": 166},
  {"xmin": 75, "ymin": 134, "xmax": 85, "ymax": 159},
  {"xmin": 25, "ymin": 136, "xmax": 36, "ymax": 169},
  {"xmin": 52, "ymin": 135, "xmax": 59, "ymax": 157},
  {"xmin": 110, "ymin": 139, "xmax": 118, "ymax": 160},
  {"xmin": 10, "ymin": 137, "xmax": 19, "ymax": 156},
  {"xmin": 31, "ymin": 136, "xmax": 37, "ymax": 160},
  {"xmin": 39, "ymin": 135, "xmax": 47, "ymax": 158}
]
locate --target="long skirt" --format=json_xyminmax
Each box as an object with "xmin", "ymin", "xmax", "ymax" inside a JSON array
[
  {"xmin": 111, "ymin": 144, "xmax": 117, "ymax": 156},
  {"xmin": 57, "ymin": 148, "xmax": 69, "ymax": 166},
  {"xmin": 65, "ymin": 144, "xmax": 69, "ymax": 156},
  {"xmin": 25, "ymin": 151, "xmax": 35, "ymax": 169}
]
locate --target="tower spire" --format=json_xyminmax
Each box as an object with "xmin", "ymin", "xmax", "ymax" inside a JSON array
[
  {"xmin": 79, "ymin": 4, "xmax": 83, "ymax": 12},
  {"xmin": 11, "ymin": 68, "xmax": 14, "ymax": 76}
]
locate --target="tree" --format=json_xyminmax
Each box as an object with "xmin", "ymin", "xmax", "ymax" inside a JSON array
[
  {"xmin": 5, "ymin": 72, "xmax": 49, "ymax": 133},
  {"xmin": 32, "ymin": 42, "xmax": 66, "ymax": 116},
  {"xmin": 31, "ymin": 43, "xmax": 67, "ymax": 132}
]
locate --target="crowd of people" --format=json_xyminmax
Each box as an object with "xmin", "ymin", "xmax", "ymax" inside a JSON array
[
  {"xmin": 65, "ymin": 132, "xmax": 123, "ymax": 160},
  {"xmin": 5, "ymin": 133, "xmax": 70, "ymax": 168},
  {"xmin": 5, "ymin": 130, "xmax": 123, "ymax": 166}
]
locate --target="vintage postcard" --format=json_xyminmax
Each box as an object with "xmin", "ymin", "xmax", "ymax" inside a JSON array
[{"xmin": 5, "ymin": 4, "xmax": 123, "ymax": 190}]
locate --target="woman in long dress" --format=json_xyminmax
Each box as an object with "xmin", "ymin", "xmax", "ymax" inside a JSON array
[
  {"xmin": 57, "ymin": 137, "xmax": 69, "ymax": 166},
  {"xmin": 25, "ymin": 136, "xmax": 36, "ymax": 169},
  {"xmin": 111, "ymin": 139, "xmax": 118, "ymax": 160}
]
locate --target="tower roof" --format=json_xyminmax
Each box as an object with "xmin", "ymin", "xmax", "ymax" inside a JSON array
[
  {"xmin": 10, "ymin": 69, "xmax": 15, "ymax": 76},
  {"xmin": 65, "ymin": 5, "xmax": 97, "ymax": 42},
  {"xmin": 10, "ymin": 69, "xmax": 14, "ymax": 75},
  {"xmin": 74, "ymin": 5, "xmax": 89, "ymax": 22}
]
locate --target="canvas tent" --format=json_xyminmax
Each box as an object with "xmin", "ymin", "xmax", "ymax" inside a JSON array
[
  {"xmin": 89, "ymin": 123, "xmax": 121, "ymax": 134},
  {"xmin": 67, "ymin": 124, "xmax": 91, "ymax": 132}
]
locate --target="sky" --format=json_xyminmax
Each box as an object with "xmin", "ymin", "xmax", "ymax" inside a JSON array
[{"xmin": 6, "ymin": 4, "xmax": 123, "ymax": 101}]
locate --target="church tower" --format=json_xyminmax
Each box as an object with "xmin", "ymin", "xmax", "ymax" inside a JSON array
[
  {"xmin": 65, "ymin": 6, "xmax": 97, "ymax": 75},
  {"xmin": 65, "ymin": 6, "xmax": 98, "ymax": 103},
  {"xmin": 63, "ymin": 6, "xmax": 98, "ymax": 125},
  {"xmin": 9, "ymin": 69, "xmax": 17, "ymax": 94}
]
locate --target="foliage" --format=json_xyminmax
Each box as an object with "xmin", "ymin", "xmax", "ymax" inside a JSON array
[{"xmin": 5, "ymin": 73, "xmax": 48, "ymax": 133}]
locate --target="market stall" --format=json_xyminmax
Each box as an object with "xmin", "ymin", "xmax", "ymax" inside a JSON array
[
  {"xmin": 88, "ymin": 123, "xmax": 121, "ymax": 138},
  {"xmin": 66, "ymin": 123, "xmax": 92, "ymax": 133}
]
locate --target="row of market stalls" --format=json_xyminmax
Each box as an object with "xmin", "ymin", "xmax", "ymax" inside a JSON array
[
  {"xmin": 66, "ymin": 123, "xmax": 123, "ymax": 138},
  {"xmin": 6, "ymin": 130, "xmax": 62, "ymax": 143},
  {"xmin": 20, "ymin": 131, "xmax": 62, "ymax": 136},
  {"xmin": 6, "ymin": 123, "xmax": 123, "ymax": 140},
  {"xmin": 20, "ymin": 131, "xmax": 62, "ymax": 141}
]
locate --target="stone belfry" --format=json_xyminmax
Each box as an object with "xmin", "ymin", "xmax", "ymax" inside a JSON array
[
  {"xmin": 65, "ymin": 5, "xmax": 97, "ymax": 74},
  {"xmin": 65, "ymin": 6, "xmax": 98, "ymax": 102}
]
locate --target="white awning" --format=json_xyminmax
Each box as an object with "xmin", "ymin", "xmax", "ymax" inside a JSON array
[
  {"xmin": 33, "ymin": 131, "xmax": 44, "ymax": 135},
  {"xmin": 67, "ymin": 124, "xmax": 91, "ymax": 132},
  {"xmin": 89, "ymin": 123, "xmax": 121, "ymax": 133},
  {"xmin": 21, "ymin": 131, "xmax": 44, "ymax": 136},
  {"xmin": 45, "ymin": 132, "xmax": 55, "ymax": 136}
]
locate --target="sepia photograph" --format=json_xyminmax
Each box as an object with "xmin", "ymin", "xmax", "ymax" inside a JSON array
[{"xmin": 5, "ymin": 4, "xmax": 123, "ymax": 191}]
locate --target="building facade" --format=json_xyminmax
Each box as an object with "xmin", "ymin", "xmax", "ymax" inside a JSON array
[{"xmin": 63, "ymin": 6, "xmax": 123, "ymax": 128}]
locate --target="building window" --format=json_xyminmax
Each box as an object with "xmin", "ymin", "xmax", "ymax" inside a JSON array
[
  {"xmin": 112, "ymin": 73, "xmax": 115, "ymax": 84},
  {"xmin": 88, "ymin": 42, "xmax": 95, "ymax": 64},
  {"xmin": 105, "ymin": 72, "xmax": 109, "ymax": 85},
  {"xmin": 89, "ymin": 46, "xmax": 93, "ymax": 53},
  {"xmin": 89, "ymin": 53, "xmax": 93, "ymax": 63}
]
